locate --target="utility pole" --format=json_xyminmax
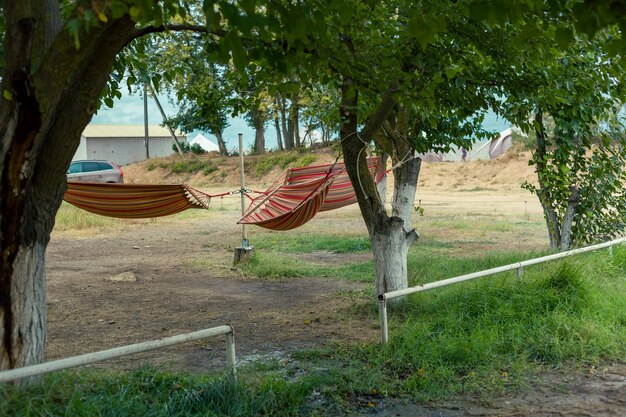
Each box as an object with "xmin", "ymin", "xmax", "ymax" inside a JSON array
[{"xmin": 143, "ymin": 84, "xmax": 150, "ymax": 159}]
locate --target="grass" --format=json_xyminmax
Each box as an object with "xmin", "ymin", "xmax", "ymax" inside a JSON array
[
  {"xmin": 159, "ymin": 157, "xmax": 218, "ymax": 175},
  {"xmin": 54, "ymin": 202, "xmax": 122, "ymax": 232},
  {"xmin": 295, "ymin": 249, "xmax": 626, "ymax": 402},
  {"xmin": 239, "ymin": 251, "xmax": 373, "ymax": 281},
  {"xmin": 0, "ymin": 368, "xmax": 316, "ymax": 417},
  {"xmin": 229, "ymin": 233, "xmax": 626, "ymax": 403},
  {"xmin": 227, "ymin": 234, "xmax": 544, "ymax": 284},
  {"xmin": 254, "ymin": 151, "xmax": 318, "ymax": 177},
  {"xmin": 253, "ymin": 233, "xmax": 371, "ymax": 253}
]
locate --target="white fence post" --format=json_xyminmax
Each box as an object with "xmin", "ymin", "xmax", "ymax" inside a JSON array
[
  {"xmin": 225, "ymin": 330, "xmax": 236, "ymax": 378},
  {"xmin": 379, "ymin": 298, "xmax": 388, "ymax": 344}
]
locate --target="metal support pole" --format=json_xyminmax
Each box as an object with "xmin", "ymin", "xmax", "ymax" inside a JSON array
[
  {"xmin": 609, "ymin": 245, "xmax": 613, "ymax": 256},
  {"xmin": 239, "ymin": 133, "xmax": 249, "ymax": 249},
  {"xmin": 379, "ymin": 298, "xmax": 389, "ymax": 344},
  {"xmin": 225, "ymin": 330, "xmax": 236, "ymax": 378},
  {"xmin": 148, "ymin": 84, "xmax": 184, "ymax": 156},
  {"xmin": 516, "ymin": 266, "xmax": 523, "ymax": 278},
  {"xmin": 143, "ymin": 84, "xmax": 150, "ymax": 159}
]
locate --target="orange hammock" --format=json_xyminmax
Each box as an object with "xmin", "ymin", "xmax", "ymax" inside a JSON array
[
  {"xmin": 64, "ymin": 182, "xmax": 216, "ymax": 219},
  {"xmin": 238, "ymin": 158, "xmax": 382, "ymax": 230}
]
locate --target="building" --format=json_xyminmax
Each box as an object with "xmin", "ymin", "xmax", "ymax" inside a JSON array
[{"xmin": 73, "ymin": 125, "xmax": 186, "ymax": 165}]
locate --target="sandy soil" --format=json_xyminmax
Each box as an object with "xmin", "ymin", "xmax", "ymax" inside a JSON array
[{"xmin": 46, "ymin": 152, "xmax": 625, "ymax": 416}]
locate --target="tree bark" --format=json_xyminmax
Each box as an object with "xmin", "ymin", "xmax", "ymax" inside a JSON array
[
  {"xmin": 377, "ymin": 153, "xmax": 388, "ymax": 204},
  {"xmin": 274, "ymin": 97, "xmax": 284, "ymax": 151},
  {"xmin": 253, "ymin": 114, "xmax": 265, "ymax": 154},
  {"xmin": 389, "ymin": 110, "xmax": 421, "ymax": 227},
  {"xmin": 339, "ymin": 79, "xmax": 418, "ymax": 298},
  {"xmin": 279, "ymin": 95, "xmax": 292, "ymax": 150},
  {"xmin": 560, "ymin": 186, "xmax": 580, "ymax": 251},
  {"xmin": 288, "ymin": 92, "xmax": 300, "ymax": 148},
  {"xmin": 0, "ymin": 4, "xmax": 136, "ymax": 369},
  {"xmin": 534, "ymin": 112, "xmax": 561, "ymax": 249},
  {"xmin": 215, "ymin": 130, "xmax": 228, "ymax": 156}
]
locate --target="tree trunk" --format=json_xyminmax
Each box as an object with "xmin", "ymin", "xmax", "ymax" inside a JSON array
[
  {"xmin": 339, "ymin": 79, "xmax": 417, "ymax": 298},
  {"xmin": 254, "ymin": 118, "xmax": 265, "ymax": 154},
  {"xmin": 279, "ymin": 95, "xmax": 292, "ymax": 150},
  {"xmin": 560, "ymin": 186, "xmax": 580, "ymax": 251},
  {"xmin": 273, "ymin": 97, "xmax": 284, "ymax": 151},
  {"xmin": 288, "ymin": 92, "xmax": 300, "ymax": 148},
  {"xmin": 0, "ymin": 4, "xmax": 137, "ymax": 369},
  {"xmin": 215, "ymin": 130, "xmax": 228, "ymax": 156},
  {"xmin": 377, "ymin": 153, "xmax": 388, "ymax": 204},
  {"xmin": 392, "ymin": 157, "xmax": 421, "ymax": 226},
  {"xmin": 534, "ymin": 112, "xmax": 561, "ymax": 249},
  {"xmin": 294, "ymin": 95, "xmax": 301, "ymax": 148},
  {"xmin": 372, "ymin": 218, "xmax": 413, "ymax": 295}
]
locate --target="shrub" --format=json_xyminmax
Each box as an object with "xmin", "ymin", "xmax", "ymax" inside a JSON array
[{"xmin": 190, "ymin": 143, "xmax": 207, "ymax": 154}]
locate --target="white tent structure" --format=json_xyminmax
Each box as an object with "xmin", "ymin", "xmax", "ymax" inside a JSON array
[
  {"xmin": 189, "ymin": 133, "xmax": 220, "ymax": 152},
  {"xmin": 416, "ymin": 128, "xmax": 513, "ymax": 162},
  {"xmin": 472, "ymin": 128, "xmax": 513, "ymax": 160}
]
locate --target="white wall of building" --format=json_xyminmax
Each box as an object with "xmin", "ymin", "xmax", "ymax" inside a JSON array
[
  {"xmin": 72, "ymin": 136, "xmax": 88, "ymax": 161},
  {"xmin": 84, "ymin": 136, "xmax": 178, "ymax": 165}
]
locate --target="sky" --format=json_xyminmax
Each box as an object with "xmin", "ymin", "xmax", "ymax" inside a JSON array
[{"xmin": 90, "ymin": 91, "xmax": 512, "ymax": 151}]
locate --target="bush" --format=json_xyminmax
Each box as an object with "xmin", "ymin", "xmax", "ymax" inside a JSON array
[
  {"xmin": 190, "ymin": 143, "xmax": 207, "ymax": 154},
  {"xmin": 173, "ymin": 142, "xmax": 191, "ymax": 153},
  {"xmin": 254, "ymin": 151, "xmax": 318, "ymax": 177}
]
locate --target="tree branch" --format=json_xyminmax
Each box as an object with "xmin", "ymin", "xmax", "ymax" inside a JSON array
[
  {"xmin": 359, "ymin": 84, "xmax": 398, "ymax": 141},
  {"xmin": 130, "ymin": 24, "xmax": 224, "ymax": 43},
  {"xmin": 406, "ymin": 228, "xmax": 420, "ymax": 246}
]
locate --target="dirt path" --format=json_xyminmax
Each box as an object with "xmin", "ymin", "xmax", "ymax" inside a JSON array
[
  {"xmin": 46, "ymin": 215, "xmax": 373, "ymax": 372},
  {"xmin": 365, "ymin": 364, "xmax": 626, "ymax": 417}
]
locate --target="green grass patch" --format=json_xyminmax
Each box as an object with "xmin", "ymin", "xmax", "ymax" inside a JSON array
[
  {"xmin": 254, "ymin": 151, "xmax": 318, "ymax": 177},
  {"xmin": 55, "ymin": 202, "xmax": 121, "ymax": 232},
  {"xmin": 254, "ymin": 234, "xmax": 371, "ymax": 253},
  {"xmin": 296, "ymin": 249, "xmax": 626, "ymax": 401},
  {"xmin": 0, "ymin": 368, "xmax": 315, "ymax": 417},
  {"xmin": 407, "ymin": 247, "xmax": 549, "ymax": 285},
  {"xmin": 159, "ymin": 158, "xmax": 217, "ymax": 175},
  {"xmin": 237, "ymin": 252, "xmax": 373, "ymax": 282},
  {"xmin": 235, "ymin": 234, "xmax": 543, "ymax": 285}
]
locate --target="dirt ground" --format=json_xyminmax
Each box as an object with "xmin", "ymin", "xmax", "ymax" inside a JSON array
[{"xmin": 46, "ymin": 155, "xmax": 625, "ymax": 416}]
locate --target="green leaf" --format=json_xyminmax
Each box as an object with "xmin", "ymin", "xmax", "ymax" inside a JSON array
[
  {"xmin": 227, "ymin": 31, "xmax": 248, "ymax": 70},
  {"xmin": 555, "ymin": 26, "xmax": 574, "ymax": 49},
  {"xmin": 129, "ymin": 6, "xmax": 141, "ymax": 19}
]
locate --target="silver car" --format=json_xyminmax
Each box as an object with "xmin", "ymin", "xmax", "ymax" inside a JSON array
[{"xmin": 67, "ymin": 160, "xmax": 124, "ymax": 183}]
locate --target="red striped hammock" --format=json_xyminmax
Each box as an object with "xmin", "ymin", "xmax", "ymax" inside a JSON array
[
  {"xmin": 238, "ymin": 158, "xmax": 382, "ymax": 230},
  {"xmin": 64, "ymin": 182, "xmax": 214, "ymax": 219}
]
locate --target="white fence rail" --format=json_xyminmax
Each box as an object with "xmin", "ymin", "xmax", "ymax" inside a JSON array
[
  {"xmin": 378, "ymin": 237, "xmax": 626, "ymax": 343},
  {"xmin": 0, "ymin": 325, "xmax": 236, "ymax": 383}
]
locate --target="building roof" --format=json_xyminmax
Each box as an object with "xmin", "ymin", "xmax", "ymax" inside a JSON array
[{"xmin": 82, "ymin": 124, "xmax": 184, "ymax": 138}]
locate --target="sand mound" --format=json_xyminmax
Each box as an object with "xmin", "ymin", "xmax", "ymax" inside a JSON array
[{"xmin": 123, "ymin": 149, "xmax": 536, "ymax": 192}]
